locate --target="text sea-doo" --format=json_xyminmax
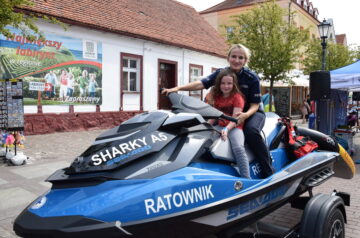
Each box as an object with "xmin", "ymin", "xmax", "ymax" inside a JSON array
[{"xmin": 14, "ymin": 93, "xmax": 355, "ymax": 238}]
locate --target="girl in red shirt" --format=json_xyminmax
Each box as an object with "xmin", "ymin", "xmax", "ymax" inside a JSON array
[{"xmin": 206, "ymin": 69, "xmax": 250, "ymax": 178}]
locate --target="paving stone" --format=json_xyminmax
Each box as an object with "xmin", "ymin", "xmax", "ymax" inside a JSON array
[
  {"xmin": 0, "ymin": 178, "xmax": 8, "ymax": 186},
  {"xmin": 0, "ymin": 225, "xmax": 13, "ymax": 238},
  {"xmin": 9, "ymin": 161, "xmax": 69, "ymax": 179},
  {"xmin": 0, "ymin": 187, "xmax": 37, "ymax": 211}
]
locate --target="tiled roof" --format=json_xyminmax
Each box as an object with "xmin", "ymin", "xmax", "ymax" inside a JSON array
[
  {"xmin": 17, "ymin": 0, "xmax": 228, "ymax": 57},
  {"xmin": 200, "ymin": 0, "xmax": 319, "ymax": 21},
  {"xmin": 200, "ymin": 0, "xmax": 265, "ymax": 14}
]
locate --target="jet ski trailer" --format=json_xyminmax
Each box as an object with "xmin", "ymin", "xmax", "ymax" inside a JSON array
[{"xmin": 14, "ymin": 93, "xmax": 355, "ymax": 238}]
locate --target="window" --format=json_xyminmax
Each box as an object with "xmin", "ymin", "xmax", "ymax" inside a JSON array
[
  {"xmin": 303, "ymin": 0, "xmax": 308, "ymax": 10},
  {"xmin": 308, "ymin": 5, "xmax": 313, "ymax": 15},
  {"xmin": 189, "ymin": 64, "xmax": 203, "ymax": 99},
  {"xmin": 120, "ymin": 53, "xmax": 143, "ymax": 111},
  {"xmin": 226, "ymin": 27, "xmax": 234, "ymax": 40},
  {"xmin": 122, "ymin": 57, "xmax": 140, "ymax": 92}
]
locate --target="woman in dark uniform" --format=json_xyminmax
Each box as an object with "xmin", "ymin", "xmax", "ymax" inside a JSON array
[{"xmin": 162, "ymin": 44, "xmax": 274, "ymax": 177}]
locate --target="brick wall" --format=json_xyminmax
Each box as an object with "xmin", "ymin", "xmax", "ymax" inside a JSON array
[{"xmin": 24, "ymin": 111, "xmax": 141, "ymax": 135}]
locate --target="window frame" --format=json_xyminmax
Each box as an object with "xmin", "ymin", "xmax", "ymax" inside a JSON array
[
  {"xmin": 120, "ymin": 53, "xmax": 143, "ymax": 111},
  {"xmin": 189, "ymin": 64, "xmax": 203, "ymax": 99}
]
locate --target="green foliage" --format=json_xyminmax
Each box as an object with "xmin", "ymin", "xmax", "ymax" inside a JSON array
[
  {"xmin": 0, "ymin": 0, "xmax": 66, "ymax": 41},
  {"xmin": 303, "ymin": 39, "xmax": 355, "ymax": 74},
  {"xmin": 226, "ymin": 0, "xmax": 309, "ymax": 83},
  {"xmin": 350, "ymin": 45, "xmax": 360, "ymax": 61},
  {"xmin": 224, "ymin": 0, "xmax": 309, "ymax": 112}
]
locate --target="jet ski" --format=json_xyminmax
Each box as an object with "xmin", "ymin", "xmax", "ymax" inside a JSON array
[{"xmin": 14, "ymin": 92, "xmax": 355, "ymax": 238}]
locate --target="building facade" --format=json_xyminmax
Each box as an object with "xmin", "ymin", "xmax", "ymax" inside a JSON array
[
  {"xmin": 1, "ymin": 0, "xmax": 229, "ymax": 134},
  {"xmin": 200, "ymin": 0, "xmax": 321, "ymax": 70}
]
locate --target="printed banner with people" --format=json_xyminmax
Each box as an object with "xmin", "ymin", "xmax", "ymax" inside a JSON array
[{"xmin": 0, "ymin": 28, "xmax": 102, "ymax": 105}]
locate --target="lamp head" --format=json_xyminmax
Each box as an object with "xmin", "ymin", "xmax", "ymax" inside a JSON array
[{"xmin": 318, "ymin": 19, "xmax": 332, "ymax": 39}]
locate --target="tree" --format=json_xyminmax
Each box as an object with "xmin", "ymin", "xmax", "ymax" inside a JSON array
[
  {"xmin": 0, "ymin": 0, "xmax": 64, "ymax": 40},
  {"xmin": 351, "ymin": 44, "xmax": 360, "ymax": 61},
  {"xmin": 303, "ymin": 39, "xmax": 355, "ymax": 74},
  {"xmin": 226, "ymin": 0, "xmax": 309, "ymax": 112}
]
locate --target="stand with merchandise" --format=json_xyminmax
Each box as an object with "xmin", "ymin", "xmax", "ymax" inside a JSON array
[{"xmin": 0, "ymin": 79, "xmax": 26, "ymax": 165}]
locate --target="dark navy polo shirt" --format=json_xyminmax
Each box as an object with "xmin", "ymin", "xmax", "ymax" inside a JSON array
[{"xmin": 201, "ymin": 67, "xmax": 262, "ymax": 111}]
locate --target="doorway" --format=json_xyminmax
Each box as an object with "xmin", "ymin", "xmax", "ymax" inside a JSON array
[{"xmin": 158, "ymin": 59, "xmax": 177, "ymax": 110}]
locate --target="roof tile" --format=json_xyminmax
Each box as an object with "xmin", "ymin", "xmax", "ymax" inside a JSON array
[
  {"xmin": 18, "ymin": 0, "xmax": 228, "ymax": 57},
  {"xmin": 200, "ymin": 0, "xmax": 265, "ymax": 14}
]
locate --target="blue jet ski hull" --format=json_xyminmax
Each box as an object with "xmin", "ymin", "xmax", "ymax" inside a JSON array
[
  {"xmin": 14, "ymin": 151, "xmax": 338, "ymax": 238},
  {"xmin": 14, "ymin": 94, "xmax": 349, "ymax": 238}
]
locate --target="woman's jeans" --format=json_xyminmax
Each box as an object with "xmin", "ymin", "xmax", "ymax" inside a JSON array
[{"xmin": 243, "ymin": 111, "xmax": 275, "ymax": 177}]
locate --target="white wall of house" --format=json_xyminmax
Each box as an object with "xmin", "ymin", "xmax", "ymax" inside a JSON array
[{"xmin": 24, "ymin": 21, "xmax": 227, "ymax": 114}]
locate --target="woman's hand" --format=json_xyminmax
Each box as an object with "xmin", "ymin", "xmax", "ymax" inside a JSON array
[
  {"xmin": 235, "ymin": 111, "xmax": 247, "ymax": 125},
  {"xmin": 161, "ymin": 87, "xmax": 178, "ymax": 96},
  {"xmin": 221, "ymin": 127, "xmax": 228, "ymax": 141}
]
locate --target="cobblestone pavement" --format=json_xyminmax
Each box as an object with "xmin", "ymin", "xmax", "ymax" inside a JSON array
[{"xmin": 0, "ymin": 120, "xmax": 359, "ymax": 238}]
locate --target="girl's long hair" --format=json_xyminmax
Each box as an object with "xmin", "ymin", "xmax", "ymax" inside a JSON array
[{"xmin": 210, "ymin": 69, "xmax": 241, "ymax": 99}]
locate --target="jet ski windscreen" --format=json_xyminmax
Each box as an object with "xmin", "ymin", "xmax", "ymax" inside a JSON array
[{"xmin": 169, "ymin": 93, "xmax": 223, "ymax": 119}]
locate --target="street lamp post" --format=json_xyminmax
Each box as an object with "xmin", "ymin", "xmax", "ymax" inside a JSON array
[
  {"xmin": 318, "ymin": 19, "xmax": 332, "ymax": 70},
  {"xmin": 315, "ymin": 19, "xmax": 332, "ymax": 132}
]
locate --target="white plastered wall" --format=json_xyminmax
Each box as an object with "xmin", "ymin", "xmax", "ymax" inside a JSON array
[{"xmin": 24, "ymin": 21, "xmax": 227, "ymax": 114}]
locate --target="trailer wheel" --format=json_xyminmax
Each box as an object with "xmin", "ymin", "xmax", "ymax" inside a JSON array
[
  {"xmin": 299, "ymin": 194, "xmax": 346, "ymax": 238},
  {"xmin": 323, "ymin": 208, "xmax": 345, "ymax": 238}
]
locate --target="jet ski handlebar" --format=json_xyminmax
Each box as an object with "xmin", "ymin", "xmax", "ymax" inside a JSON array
[{"xmin": 220, "ymin": 114, "xmax": 238, "ymax": 123}]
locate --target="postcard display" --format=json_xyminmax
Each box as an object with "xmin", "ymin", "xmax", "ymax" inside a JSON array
[
  {"xmin": 0, "ymin": 79, "xmax": 24, "ymax": 155},
  {"xmin": 0, "ymin": 79, "xmax": 24, "ymax": 130}
]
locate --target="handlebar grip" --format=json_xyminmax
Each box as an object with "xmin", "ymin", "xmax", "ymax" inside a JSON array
[{"xmin": 221, "ymin": 114, "xmax": 238, "ymax": 123}]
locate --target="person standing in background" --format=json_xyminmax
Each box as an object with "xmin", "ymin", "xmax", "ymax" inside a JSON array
[
  {"xmin": 261, "ymin": 89, "xmax": 275, "ymax": 112},
  {"xmin": 301, "ymin": 99, "xmax": 311, "ymax": 123}
]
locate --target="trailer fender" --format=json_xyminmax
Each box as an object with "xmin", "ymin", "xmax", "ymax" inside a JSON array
[{"xmin": 299, "ymin": 193, "xmax": 346, "ymax": 238}]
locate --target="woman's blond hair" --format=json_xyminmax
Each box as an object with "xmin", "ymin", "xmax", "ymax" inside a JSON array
[{"xmin": 227, "ymin": 44, "xmax": 251, "ymax": 67}]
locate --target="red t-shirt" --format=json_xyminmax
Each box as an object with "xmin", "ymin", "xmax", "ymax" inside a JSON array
[{"xmin": 213, "ymin": 93, "xmax": 245, "ymax": 129}]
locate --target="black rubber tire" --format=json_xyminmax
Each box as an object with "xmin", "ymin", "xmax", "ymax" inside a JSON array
[{"xmin": 322, "ymin": 208, "xmax": 345, "ymax": 238}]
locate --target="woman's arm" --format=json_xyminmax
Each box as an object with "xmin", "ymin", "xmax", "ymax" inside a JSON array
[
  {"xmin": 162, "ymin": 81, "xmax": 204, "ymax": 95},
  {"xmin": 235, "ymin": 103, "xmax": 260, "ymax": 125}
]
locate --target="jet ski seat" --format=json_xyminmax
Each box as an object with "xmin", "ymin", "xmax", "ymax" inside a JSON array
[{"xmin": 210, "ymin": 112, "xmax": 283, "ymax": 164}]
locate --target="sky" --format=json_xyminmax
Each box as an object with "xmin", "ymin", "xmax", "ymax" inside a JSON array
[{"xmin": 176, "ymin": 0, "xmax": 360, "ymax": 46}]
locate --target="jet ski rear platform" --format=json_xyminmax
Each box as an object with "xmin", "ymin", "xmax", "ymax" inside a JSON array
[{"xmin": 14, "ymin": 93, "xmax": 354, "ymax": 238}]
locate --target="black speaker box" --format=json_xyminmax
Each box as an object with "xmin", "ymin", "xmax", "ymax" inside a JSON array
[
  {"xmin": 310, "ymin": 71, "xmax": 331, "ymax": 100},
  {"xmin": 353, "ymin": 92, "xmax": 360, "ymax": 101}
]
